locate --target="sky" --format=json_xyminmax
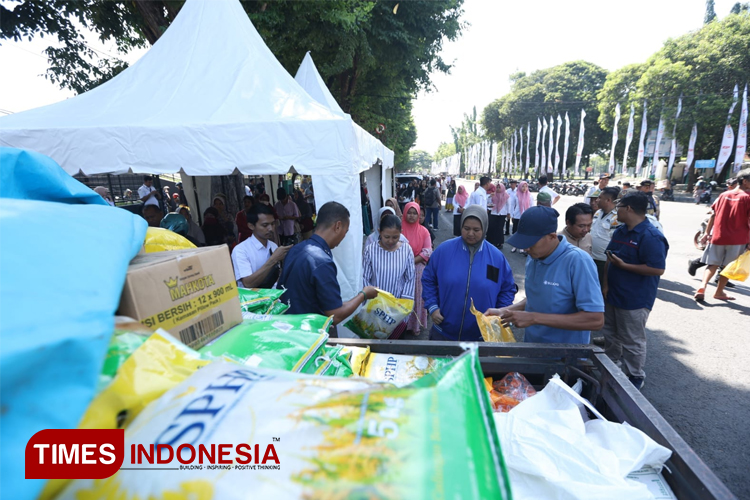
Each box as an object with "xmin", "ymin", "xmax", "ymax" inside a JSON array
[{"xmin": 0, "ymin": 0, "xmax": 740, "ymax": 152}]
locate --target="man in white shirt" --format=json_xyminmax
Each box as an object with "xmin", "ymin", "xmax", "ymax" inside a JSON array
[
  {"xmin": 138, "ymin": 176, "xmax": 161, "ymax": 207},
  {"xmin": 467, "ymin": 176, "xmax": 491, "ymax": 210},
  {"xmin": 505, "ymin": 179, "xmax": 518, "ymax": 235},
  {"xmin": 590, "ymin": 187, "xmax": 621, "ymax": 283},
  {"xmin": 537, "ymin": 175, "xmax": 561, "ymax": 205},
  {"xmin": 231, "ymin": 204, "xmax": 291, "ymax": 288}
]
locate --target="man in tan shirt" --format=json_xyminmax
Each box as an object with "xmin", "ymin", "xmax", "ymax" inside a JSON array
[{"xmin": 559, "ymin": 203, "xmax": 594, "ymax": 256}]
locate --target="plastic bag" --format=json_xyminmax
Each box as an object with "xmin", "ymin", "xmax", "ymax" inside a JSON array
[
  {"xmin": 340, "ymin": 345, "xmax": 370, "ymax": 375},
  {"xmin": 98, "ymin": 329, "xmax": 148, "ymax": 392},
  {"xmin": 720, "ymin": 250, "xmax": 750, "ymax": 282},
  {"xmin": 312, "ymin": 344, "xmax": 354, "ymax": 377},
  {"xmin": 199, "ymin": 315, "xmax": 332, "ymax": 373},
  {"xmin": 345, "ymin": 289, "xmax": 413, "ymax": 339},
  {"xmin": 266, "ymin": 300, "xmax": 290, "ymax": 315},
  {"xmin": 470, "ymin": 299, "xmax": 515, "ymax": 342},
  {"xmin": 485, "ymin": 372, "xmax": 537, "ymax": 412},
  {"xmin": 143, "ymin": 226, "xmax": 196, "ymax": 252},
  {"xmin": 493, "ymin": 374, "xmax": 671, "ymax": 500},
  {"xmin": 238, "ymin": 287, "xmax": 286, "ymax": 313},
  {"xmin": 58, "ymin": 349, "xmax": 511, "ymax": 500},
  {"xmin": 359, "ymin": 352, "xmax": 451, "ymax": 387}
]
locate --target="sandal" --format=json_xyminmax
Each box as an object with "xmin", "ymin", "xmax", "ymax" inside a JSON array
[
  {"xmin": 694, "ymin": 288, "xmax": 705, "ymax": 301},
  {"xmin": 511, "ymin": 248, "xmax": 517, "ymax": 253}
]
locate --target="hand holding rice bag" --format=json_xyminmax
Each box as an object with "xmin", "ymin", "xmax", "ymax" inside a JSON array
[
  {"xmin": 345, "ymin": 289, "xmax": 413, "ymax": 339},
  {"xmin": 471, "ymin": 299, "xmax": 515, "ymax": 342}
]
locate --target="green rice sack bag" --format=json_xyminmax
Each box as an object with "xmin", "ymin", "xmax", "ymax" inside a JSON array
[
  {"xmin": 199, "ymin": 314, "xmax": 332, "ymax": 373},
  {"xmin": 265, "ymin": 300, "xmax": 290, "ymax": 315},
  {"xmin": 313, "ymin": 344, "xmax": 354, "ymax": 378},
  {"xmin": 238, "ymin": 288, "xmax": 285, "ymax": 314},
  {"xmin": 359, "ymin": 352, "xmax": 451, "ymax": 387},
  {"xmin": 58, "ymin": 347, "xmax": 511, "ymax": 500}
]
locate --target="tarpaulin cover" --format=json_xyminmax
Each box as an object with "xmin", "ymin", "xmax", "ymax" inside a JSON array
[{"xmin": 0, "ymin": 148, "xmax": 147, "ymax": 500}]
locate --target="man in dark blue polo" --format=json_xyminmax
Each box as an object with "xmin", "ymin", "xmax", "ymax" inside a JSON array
[
  {"xmin": 602, "ymin": 191, "xmax": 669, "ymax": 390},
  {"xmin": 278, "ymin": 202, "xmax": 378, "ymax": 335}
]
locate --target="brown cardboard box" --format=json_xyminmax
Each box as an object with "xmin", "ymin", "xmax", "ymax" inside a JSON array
[{"xmin": 118, "ymin": 245, "xmax": 242, "ymax": 349}]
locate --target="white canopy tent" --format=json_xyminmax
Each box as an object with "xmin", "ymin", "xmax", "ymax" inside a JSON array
[{"xmin": 0, "ymin": 0, "xmax": 371, "ymax": 303}]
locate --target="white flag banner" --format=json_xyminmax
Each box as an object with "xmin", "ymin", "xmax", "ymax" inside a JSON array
[
  {"xmin": 575, "ymin": 109, "xmax": 586, "ymax": 175},
  {"xmin": 541, "ymin": 117, "xmax": 548, "ymax": 171},
  {"xmin": 734, "ymin": 84, "xmax": 748, "ymax": 173},
  {"xmin": 636, "ymin": 101, "xmax": 648, "ymax": 174},
  {"xmin": 525, "ymin": 123, "xmax": 531, "ymax": 174},
  {"xmin": 501, "ymin": 143, "xmax": 505, "ymax": 173},
  {"xmin": 562, "ymin": 112, "xmax": 570, "ymax": 177},
  {"xmin": 519, "ymin": 128, "xmax": 524, "ymax": 172},
  {"xmin": 547, "ymin": 115, "xmax": 554, "ymax": 173},
  {"xmin": 652, "ymin": 115, "xmax": 665, "ymax": 175},
  {"xmin": 535, "ymin": 118, "xmax": 541, "ymax": 170},
  {"xmin": 717, "ymin": 85, "xmax": 740, "ymax": 175},
  {"xmin": 491, "ymin": 142, "xmax": 498, "ymax": 173},
  {"xmin": 716, "ymin": 125, "xmax": 735, "ymax": 175},
  {"xmin": 608, "ymin": 103, "xmax": 621, "ymax": 174},
  {"xmin": 622, "ymin": 104, "xmax": 635, "ymax": 174},
  {"xmin": 667, "ymin": 97, "xmax": 683, "ymax": 180},
  {"xmin": 512, "ymin": 132, "xmax": 517, "ymax": 172},
  {"xmin": 554, "ymin": 114, "xmax": 562, "ymax": 173},
  {"xmin": 686, "ymin": 123, "xmax": 698, "ymax": 168}
]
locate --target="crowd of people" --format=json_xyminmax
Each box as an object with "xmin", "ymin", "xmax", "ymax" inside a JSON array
[{"xmin": 94, "ymin": 167, "xmax": 750, "ymax": 392}]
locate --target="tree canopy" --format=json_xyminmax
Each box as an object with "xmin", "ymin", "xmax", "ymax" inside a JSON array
[{"xmin": 1, "ymin": 0, "xmax": 465, "ymax": 168}]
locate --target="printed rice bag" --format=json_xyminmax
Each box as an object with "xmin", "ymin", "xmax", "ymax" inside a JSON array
[
  {"xmin": 58, "ymin": 349, "xmax": 512, "ymax": 500},
  {"xmin": 312, "ymin": 344, "xmax": 354, "ymax": 377},
  {"xmin": 345, "ymin": 289, "xmax": 413, "ymax": 339},
  {"xmin": 359, "ymin": 352, "xmax": 451, "ymax": 387},
  {"xmin": 199, "ymin": 315, "xmax": 332, "ymax": 373},
  {"xmin": 471, "ymin": 299, "xmax": 515, "ymax": 343},
  {"xmin": 265, "ymin": 300, "xmax": 290, "ymax": 315},
  {"xmin": 340, "ymin": 345, "xmax": 370, "ymax": 375},
  {"xmin": 238, "ymin": 288, "xmax": 286, "ymax": 314},
  {"xmin": 97, "ymin": 318, "xmax": 152, "ymax": 392}
]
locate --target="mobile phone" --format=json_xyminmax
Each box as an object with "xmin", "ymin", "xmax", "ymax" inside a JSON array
[{"xmin": 606, "ymin": 250, "xmax": 614, "ymax": 258}]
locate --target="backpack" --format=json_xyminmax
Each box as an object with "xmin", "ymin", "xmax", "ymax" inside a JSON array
[{"xmin": 424, "ymin": 187, "xmax": 436, "ymax": 207}]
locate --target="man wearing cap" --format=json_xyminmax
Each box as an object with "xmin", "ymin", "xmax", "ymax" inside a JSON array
[
  {"xmin": 585, "ymin": 174, "xmax": 609, "ymax": 206},
  {"xmin": 602, "ymin": 191, "xmax": 669, "ymax": 390},
  {"xmin": 536, "ymin": 191, "xmax": 552, "ymax": 207},
  {"xmin": 637, "ymin": 180, "xmax": 660, "ymax": 220},
  {"xmin": 486, "ymin": 206, "xmax": 604, "ymax": 344},
  {"xmin": 622, "ymin": 181, "xmax": 632, "ymax": 190},
  {"xmin": 590, "ymin": 187, "xmax": 622, "ymax": 284}
]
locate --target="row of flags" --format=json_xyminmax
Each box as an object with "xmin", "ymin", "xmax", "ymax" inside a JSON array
[
  {"xmin": 430, "ymin": 152, "xmax": 461, "ymax": 176},
  {"xmin": 495, "ymin": 84, "xmax": 747, "ymax": 177}
]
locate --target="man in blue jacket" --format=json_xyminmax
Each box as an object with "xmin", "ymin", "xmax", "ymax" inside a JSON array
[
  {"xmin": 487, "ymin": 206, "xmax": 605, "ymax": 343},
  {"xmin": 422, "ymin": 205, "xmax": 516, "ymax": 341}
]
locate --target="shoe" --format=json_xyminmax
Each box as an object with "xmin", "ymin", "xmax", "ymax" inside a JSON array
[
  {"xmin": 687, "ymin": 258, "xmax": 701, "ymax": 277},
  {"xmin": 592, "ymin": 336, "xmax": 605, "ymax": 346},
  {"xmin": 629, "ymin": 376, "xmax": 645, "ymax": 391},
  {"xmin": 511, "ymin": 248, "xmax": 517, "ymax": 253}
]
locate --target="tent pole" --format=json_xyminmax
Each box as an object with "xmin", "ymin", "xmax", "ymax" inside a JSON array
[{"xmin": 107, "ymin": 174, "xmax": 115, "ymax": 205}]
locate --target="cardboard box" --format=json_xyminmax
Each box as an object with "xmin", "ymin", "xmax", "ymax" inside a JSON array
[{"xmin": 118, "ymin": 245, "xmax": 242, "ymax": 349}]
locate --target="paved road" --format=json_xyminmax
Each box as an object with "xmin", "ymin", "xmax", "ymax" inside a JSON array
[{"xmin": 407, "ymin": 183, "xmax": 749, "ymax": 497}]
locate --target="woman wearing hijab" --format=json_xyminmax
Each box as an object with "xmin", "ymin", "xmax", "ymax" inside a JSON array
[
  {"xmin": 488, "ymin": 182, "xmax": 510, "ymax": 249},
  {"xmin": 366, "ymin": 207, "xmax": 408, "ymax": 247},
  {"xmin": 509, "ymin": 181, "xmax": 534, "ymax": 254},
  {"xmin": 362, "ymin": 214, "xmax": 416, "ymax": 339},
  {"xmin": 212, "ymin": 194, "xmax": 238, "ymax": 244},
  {"xmin": 422, "ymin": 205, "xmax": 516, "ymax": 341},
  {"xmin": 385, "ymin": 197, "xmax": 402, "ymax": 218},
  {"xmin": 452, "ymin": 185, "xmax": 469, "ymax": 237},
  {"xmin": 401, "ymin": 202, "xmax": 432, "ymax": 335},
  {"xmin": 446, "ymin": 180, "xmax": 456, "ymax": 212},
  {"xmin": 93, "ymin": 186, "xmax": 115, "ymax": 206}
]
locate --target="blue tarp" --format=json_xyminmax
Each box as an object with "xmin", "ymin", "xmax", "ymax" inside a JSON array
[{"xmin": 0, "ymin": 148, "xmax": 147, "ymax": 500}]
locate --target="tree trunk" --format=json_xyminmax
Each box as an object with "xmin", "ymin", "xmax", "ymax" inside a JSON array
[{"xmin": 133, "ymin": 1, "xmax": 173, "ymax": 45}]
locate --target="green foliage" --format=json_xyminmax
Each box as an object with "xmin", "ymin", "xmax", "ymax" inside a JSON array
[
  {"xmin": 480, "ymin": 61, "xmax": 610, "ymax": 171},
  {"xmin": 730, "ymin": 2, "xmax": 750, "ymax": 14},
  {"xmin": 597, "ymin": 11, "xmax": 750, "ymax": 168},
  {"xmin": 433, "ymin": 141, "xmax": 456, "ymax": 162},
  {"xmin": 0, "ymin": 0, "xmax": 465, "ymax": 169},
  {"xmin": 705, "ymin": 0, "xmax": 717, "ymax": 23},
  {"xmin": 407, "ymin": 149, "xmax": 433, "ymax": 172},
  {"xmin": 449, "ymin": 106, "xmax": 482, "ymax": 173}
]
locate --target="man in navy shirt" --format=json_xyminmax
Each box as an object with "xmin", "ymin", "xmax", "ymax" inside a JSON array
[
  {"xmin": 602, "ymin": 191, "xmax": 669, "ymax": 390},
  {"xmin": 486, "ymin": 206, "xmax": 604, "ymax": 343},
  {"xmin": 278, "ymin": 202, "xmax": 378, "ymax": 335}
]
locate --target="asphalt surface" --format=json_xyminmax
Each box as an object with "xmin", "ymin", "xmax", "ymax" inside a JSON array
[{"xmin": 405, "ymin": 183, "xmax": 749, "ymax": 497}]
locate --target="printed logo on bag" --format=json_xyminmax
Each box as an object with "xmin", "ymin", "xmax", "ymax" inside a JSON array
[
  {"xmin": 374, "ymin": 307, "xmax": 397, "ymax": 325},
  {"xmin": 26, "ymin": 371, "xmax": 285, "ymax": 479},
  {"xmin": 164, "ymin": 274, "xmax": 217, "ymax": 301}
]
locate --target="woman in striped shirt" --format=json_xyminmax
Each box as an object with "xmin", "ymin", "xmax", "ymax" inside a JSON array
[{"xmin": 362, "ymin": 214, "xmax": 416, "ymax": 338}]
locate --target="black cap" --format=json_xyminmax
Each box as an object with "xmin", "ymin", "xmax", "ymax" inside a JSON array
[
  {"xmin": 640, "ymin": 179, "xmax": 653, "ymax": 186},
  {"xmin": 617, "ymin": 191, "xmax": 649, "ymax": 213}
]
